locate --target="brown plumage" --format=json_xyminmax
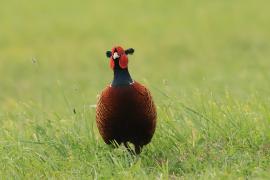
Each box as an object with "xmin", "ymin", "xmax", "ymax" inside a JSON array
[{"xmin": 96, "ymin": 46, "xmax": 157, "ymax": 154}]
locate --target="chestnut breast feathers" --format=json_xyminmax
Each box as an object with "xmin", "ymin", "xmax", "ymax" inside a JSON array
[{"xmin": 96, "ymin": 81, "xmax": 157, "ymax": 146}]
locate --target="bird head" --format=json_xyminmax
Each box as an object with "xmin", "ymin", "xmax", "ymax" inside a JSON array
[{"xmin": 106, "ymin": 46, "xmax": 134, "ymax": 70}]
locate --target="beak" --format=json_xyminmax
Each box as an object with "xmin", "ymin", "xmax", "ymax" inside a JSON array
[{"xmin": 113, "ymin": 52, "xmax": 120, "ymax": 60}]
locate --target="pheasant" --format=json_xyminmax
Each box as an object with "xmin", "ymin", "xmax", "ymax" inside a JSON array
[{"xmin": 96, "ymin": 46, "xmax": 157, "ymax": 154}]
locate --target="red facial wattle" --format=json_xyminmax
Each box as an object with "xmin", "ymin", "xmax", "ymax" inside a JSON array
[
  {"xmin": 109, "ymin": 46, "xmax": 129, "ymax": 69},
  {"xmin": 119, "ymin": 54, "xmax": 128, "ymax": 69}
]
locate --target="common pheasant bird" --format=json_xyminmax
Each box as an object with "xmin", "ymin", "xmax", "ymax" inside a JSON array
[{"xmin": 96, "ymin": 46, "xmax": 157, "ymax": 154}]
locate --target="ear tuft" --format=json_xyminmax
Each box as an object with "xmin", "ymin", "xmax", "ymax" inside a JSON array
[
  {"xmin": 106, "ymin": 51, "xmax": 112, "ymax": 58},
  {"xmin": 125, "ymin": 48, "xmax": 135, "ymax": 55}
]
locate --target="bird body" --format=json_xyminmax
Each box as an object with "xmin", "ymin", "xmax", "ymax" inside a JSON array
[{"xmin": 96, "ymin": 46, "xmax": 157, "ymax": 154}]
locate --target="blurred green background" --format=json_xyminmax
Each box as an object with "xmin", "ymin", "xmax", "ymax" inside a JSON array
[{"xmin": 0, "ymin": 0, "xmax": 269, "ymax": 178}]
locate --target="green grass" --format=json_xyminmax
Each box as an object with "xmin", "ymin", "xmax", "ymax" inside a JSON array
[{"xmin": 0, "ymin": 0, "xmax": 270, "ymax": 179}]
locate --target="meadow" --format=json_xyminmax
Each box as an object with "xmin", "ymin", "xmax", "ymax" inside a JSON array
[{"xmin": 0, "ymin": 0, "xmax": 270, "ymax": 179}]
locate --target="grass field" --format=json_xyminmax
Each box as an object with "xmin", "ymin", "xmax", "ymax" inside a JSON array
[{"xmin": 0, "ymin": 0, "xmax": 270, "ymax": 179}]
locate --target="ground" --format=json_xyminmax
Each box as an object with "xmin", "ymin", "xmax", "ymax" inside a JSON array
[{"xmin": 0, "ymin": 0, "xmax": 269, "ymax": 179}]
